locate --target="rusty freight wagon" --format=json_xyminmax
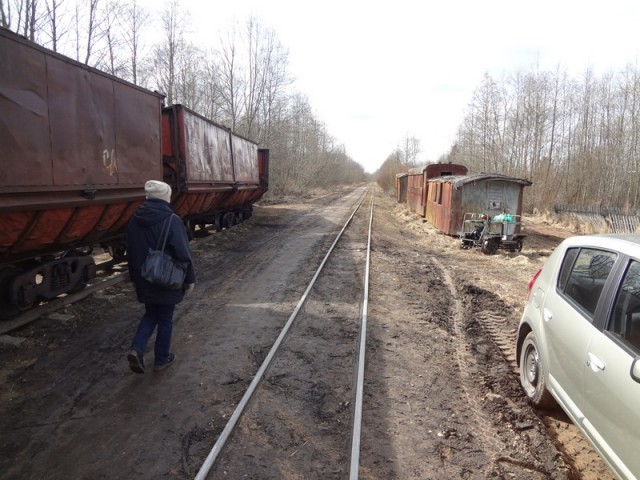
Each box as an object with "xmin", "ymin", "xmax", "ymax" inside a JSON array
[
  {"xmin": 406, "ymin": 163, "xmax": 468, "ymax": 217},
  {"xmin": 396, "ymin": 173, "xmax": 408, "ymax": 204},
  {"xmin": 161, "ymin": 105, "xmax": 269, "ymax": 233},
  {"xmin": 0, "ymin": 27, "xmax": 164, "ymax": 316},
  {"xmin": 425, "ymin": 173, "xmax": 532, "ymax": 236},
  {"xmin": 0, "ymin": 28, "xmax": 269, "ymax": 317}
]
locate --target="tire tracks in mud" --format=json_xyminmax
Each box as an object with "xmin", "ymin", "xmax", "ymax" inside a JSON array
[
  {"xmin": 431, "ymin": 257, "xmax": 556, "ymax": 477},
  {"xmin": 433, "ymin": 258, "xmax": 614, "ymax": 480}
]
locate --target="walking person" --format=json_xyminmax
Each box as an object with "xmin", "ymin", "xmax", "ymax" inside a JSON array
[{"xmin": 125, "ymin": 180, "xmax": 196, "ymax": 373}]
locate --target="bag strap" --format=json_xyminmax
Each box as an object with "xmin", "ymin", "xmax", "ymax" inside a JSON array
[{"xmin": 156, "ymin": 216, "xmax": 173, "ymax": 252}]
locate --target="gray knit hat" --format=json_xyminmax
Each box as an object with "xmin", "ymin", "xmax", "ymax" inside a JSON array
[{"xmin": 145, "ymin": 180, "xmax": 172, "ymax": 203}]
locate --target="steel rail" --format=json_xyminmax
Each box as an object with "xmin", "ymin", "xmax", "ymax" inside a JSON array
[
  {"xmin": 194, "ymin": 188, "xmax": 370, "ymax": 480},
  {"xmin": 350, "ymin": 191, "xmax": 374, "ymax": 479}
]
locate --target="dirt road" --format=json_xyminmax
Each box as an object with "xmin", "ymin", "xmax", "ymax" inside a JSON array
[{"xmin": 0, "ymin": 186, "xmax": 613, "ymax": 479}]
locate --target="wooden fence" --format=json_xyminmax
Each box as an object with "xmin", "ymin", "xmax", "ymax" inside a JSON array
[{"xmin": 554, "ymin": 204, "xmax": 640, "ymax": 234}]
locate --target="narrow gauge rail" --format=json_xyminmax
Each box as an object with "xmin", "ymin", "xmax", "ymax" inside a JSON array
[{"xmin": 196, "ymin": 189, "xmax": 375, "ymax": 479}]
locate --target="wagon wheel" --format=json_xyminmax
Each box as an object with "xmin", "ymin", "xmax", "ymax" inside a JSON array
[
  {"xmin": 63, "ymin": 251, "xmax": 95, "ymax": 294},
  {"xmin": 509, "ymin": 240, "xmax": 523, "ymax": 253},
  {"xmin": 214, "ymin": 214, "xmax": 223, "ymax": 232},
  {"xmin": 0, "ymin": 266, "xmax": 27, "ymax": 320},
  {"xmin": 481, "ymin": 239, "xmax": 498, "ymax": 255},
  {"xmin": 223, "ymin": 212, "xmax": 236, "ymax": 229}
]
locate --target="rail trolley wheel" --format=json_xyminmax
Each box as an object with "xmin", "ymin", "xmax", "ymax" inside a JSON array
[
  {"xmin": 508, "ymin": 241, "xmax": 523, "ymax": 253},
  {"xmin": 0, "ymin": 267, "xmax": 27, "ymax": 320},
  {"xmin": 481, "ymin": 239, "xmax": 498, "ymax": 255}
]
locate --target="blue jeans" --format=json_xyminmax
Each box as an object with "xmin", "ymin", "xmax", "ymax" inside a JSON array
[{"xmin": 131, "ymin": 303, "xmax": 175, "ymax": 365}]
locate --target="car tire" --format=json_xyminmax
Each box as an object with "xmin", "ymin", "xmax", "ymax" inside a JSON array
[{"xmin": 519, "ymin": 331, "xmax": 556, "ymax": 409}]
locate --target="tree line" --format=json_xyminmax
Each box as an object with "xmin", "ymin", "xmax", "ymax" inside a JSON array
[
  {"xmin": 1, "ymin": 0, "xmax": 367, "ymax": 196},
  {"xmin": 444, "ymin": 67, "xmax": 640, "ymax": 213}
]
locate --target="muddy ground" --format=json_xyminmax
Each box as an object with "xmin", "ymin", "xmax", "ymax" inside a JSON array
[{"xmin": 0, "ymin": 186, "xmax": 614, "ymax": 479}]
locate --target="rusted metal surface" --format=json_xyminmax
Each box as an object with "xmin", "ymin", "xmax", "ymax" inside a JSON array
[
  {"xmin": 406, "ymin": 163, "xmax": 468, "ymax": 218},
  {"xmin": 424, "ymin": 163, "xmax": 468, "ymax": 179},
  {"xmin": 395, "ymin": 174, "xmax": 408, "ymax": 203},
  {"xmin": 162, "ymin": 105, "xmax": 268, "ymax": 221},
  {"xmin": 0, "ymin": 28, "xmax": 163, "ymax": 264}
]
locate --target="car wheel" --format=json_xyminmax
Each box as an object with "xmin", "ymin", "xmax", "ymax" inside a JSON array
[{"xmin": 519, "ymin": 331, "xmax": 555, "ymax": 408}]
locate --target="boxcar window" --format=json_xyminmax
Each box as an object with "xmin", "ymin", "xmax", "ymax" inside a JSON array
[
  {"xmin": 559, "ymin": 248, "xmax": 617, "ymax": 317},
  {"xmin": 609, "ymin": 260, "xmax": 640, "ymax": 352},
  {"xmin": 437, "ymin": 184, "xmax": 443, "ymax": 205}
]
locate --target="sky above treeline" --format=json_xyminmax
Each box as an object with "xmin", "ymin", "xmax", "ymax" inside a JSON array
[{"xmin": 143, "ymin": 0, "xmax": 640, "ymax": 173}]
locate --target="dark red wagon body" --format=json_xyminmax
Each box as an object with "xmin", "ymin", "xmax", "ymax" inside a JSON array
[
  {"xmin": 405, "ymin": 163, "xmax": 468, "ymax": 217},
  {"xmin": 0, "ymin": 27, "xmax": 164, "ymax": 265},
  {"xmin": 161, "ymin": 105, "xmax": 269, "ymax": 230},
  {"xmin": 0, "ymin": 29, "xmax": 268, "ymax": 315}
]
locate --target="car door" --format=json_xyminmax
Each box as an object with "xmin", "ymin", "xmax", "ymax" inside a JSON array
[
  {"xmin": 543, "ymin": 248, "xmax": 617, "ymax": 414},
  {"xmin": 583, "ymin": 259, "xmax": 640, "ymax": 479}
]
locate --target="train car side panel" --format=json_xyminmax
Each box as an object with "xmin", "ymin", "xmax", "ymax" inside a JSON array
[
  {"xmin": 426, "ymin": 181, "xmax": 458, "ymax": 235},
  {"xmin": 113, "ymin": 82, "xmax": 164, "ymax": 184},
  {"xmin": 424, "ymin": 163, "xmax": 468, "ymax": 179},
  {"xmin": 460, "ymin": 180, "xmax": 525, "ymax": 220},
  {"xmin": 162, "ymin": 105, "xmax": 268, "ymax": 230},
  {"xmin": 396, "ymin": 174, "xmax": 408, "ymax": 203},
  {"xmin": 0, "ymin": 32, "xmax": 52, "ymax": 187},
  {"xmin": 407, "ymin": 169, "xmax": 424, "ymax": 216},
  {"xmin": 182, "ymin": 110, "xmax": 235, "ymax": 183},
  {"xmin": 232, "ymin": 136, "xmax": 259, "ymax": 183},
  {"xmin": 1, "ymin": 28, "xmax": 163, "ymax": 265},
  {"xmin": 48, "ymin": 55, "xmax": 118, "ymax": 186}
]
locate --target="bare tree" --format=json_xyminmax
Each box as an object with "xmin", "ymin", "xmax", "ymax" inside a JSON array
[
  {"xmin": 1, "ymin": 0, "xmax": 8, "ymax": 27},
  {"xmin": 216, "ymin": 27, "xmax": 243, "ymax": 131},
  {"xmin": 83, "ymin": 0, "xmax": 102, "ymax": 64},
  {"xmin": 121, "ymin": 0, "xmax": 149, "ymax": 85},
  {"xmin": 101, "ymin": 0, "xmax": 126, "ymax": 76},
  {"xmin": 5, "ymin": 0, "xmax": 41, "ymax": 39},
  {"xmin": 400, "ymin": 134, "xmax": 421, "ymax": 167},
  {"xmin": 152, "ymin": 0, "xmax": 188, "ymax": 105},
  {"xmin": 41, "ymin": 0, "xmax": 70, "ymax": 52}
]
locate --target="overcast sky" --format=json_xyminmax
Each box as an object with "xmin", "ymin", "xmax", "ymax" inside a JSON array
[{"xmin": 158, "ymin": 0, "xmax": 640, "ymax": 173}]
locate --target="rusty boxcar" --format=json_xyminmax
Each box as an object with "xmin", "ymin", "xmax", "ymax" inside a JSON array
[
  {"xmin": 0, "ymin": 28, "xmax": 269, "ymax": 316},
  {"xmin": 406, "ymin": 163, "xmax": 469, "ymax": 216},
  {"xmin": 425, "ymin": 173, "xmax": 532, "ymax": 235},
  {"xmin": 161, "ymin": 105, "xmax": 269, "ymax": 233},
  {"xmin": 395, "ymin": 173, "xmax": 408, "ymax": 204}
]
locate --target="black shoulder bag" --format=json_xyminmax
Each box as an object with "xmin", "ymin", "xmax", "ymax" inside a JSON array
[{"xmin": 141, "ymin": 215, "xmax": 187, "ymax": 290}]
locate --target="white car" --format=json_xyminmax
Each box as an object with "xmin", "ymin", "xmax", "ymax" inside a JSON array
[{"xmin": 516, "ymin": 234, "xmax": 640, "ymax": 480}]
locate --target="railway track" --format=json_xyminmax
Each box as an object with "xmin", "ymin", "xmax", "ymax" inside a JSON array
[{"xmin": 195, "ymin": 188, "xmax": 375, "ymax": 479}]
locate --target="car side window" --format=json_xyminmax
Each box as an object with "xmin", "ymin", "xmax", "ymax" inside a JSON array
[
  {"xmin": 609, "ymin": 260, "xmax": 640, "ymax": 352},
  {"xmin": 558, "ymin": 248, "xmax": 617, "ymax": 317}
]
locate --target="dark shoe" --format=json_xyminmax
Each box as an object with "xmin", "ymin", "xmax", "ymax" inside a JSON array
[
  {"xmin": 127, "ymin": 349, "xmax": 145, "ymax": 374},
  {"xmin": 154, "ymin": 353, "xmax": 176, "ymax": 371}
]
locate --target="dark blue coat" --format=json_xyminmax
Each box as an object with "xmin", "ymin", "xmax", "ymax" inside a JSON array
[{"xmin": 126, "ymin": 199, "xmax": 196, "ymax": 305}]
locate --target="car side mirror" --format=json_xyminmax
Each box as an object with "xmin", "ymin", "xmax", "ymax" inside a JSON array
[{"xmin": 631, "ymin": 358, "xmax": 640, "ymax": 384}]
